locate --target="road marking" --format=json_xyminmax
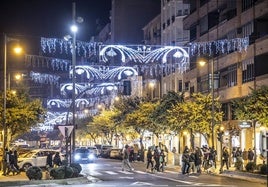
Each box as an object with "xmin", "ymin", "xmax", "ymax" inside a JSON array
[
  {"xmin": 130, "ymin": 181, "xmax": 154, "ymax": 186},
  {"xmin": 104, "ymin": 171, "xmax": 118, "ymax": 175},
  {"xmin": 134, "ymin": 170, "xmax": 147, "ymax": 174},
  {"xmin": 119, "ymin": 176, "xmax": 134, "ymax": 179},
  {"xmin": 88, "ymin": 171, "xmax": 102, "ymax": 176},
  {"xmin": 118, "ymin": 170, "xmax": 133, "ymax": 174}
]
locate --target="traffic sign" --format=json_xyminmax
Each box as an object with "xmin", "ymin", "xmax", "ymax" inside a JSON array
[{"xmin": 58, "ymin": 125, "xmax": 74, "ymax": 137}]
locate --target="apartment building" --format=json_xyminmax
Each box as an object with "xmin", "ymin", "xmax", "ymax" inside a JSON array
[{"xmin": 182, "ymin": 0, "xmax": 268, "ymax": 159}]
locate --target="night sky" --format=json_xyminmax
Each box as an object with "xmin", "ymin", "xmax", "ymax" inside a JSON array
[{"xmin": 0, "ymin": 0, "xmax": 111, "ymax": 54}]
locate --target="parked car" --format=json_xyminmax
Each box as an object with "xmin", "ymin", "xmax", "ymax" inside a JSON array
[
  {"xmin": 100, "ymin": 145, "xmax": 113, "ymax": 158},
  {"xmin": 87, "ymin": 146, "xmax": 99, "ymax": 157},
  {"xmin": 17, "ymin": 149, "xmax": 65, "ymax": 171},
  {"xmin": 74, "ymin": 148, "xmax": 96, "ymax": 163},
  {"xmin": 109, "ymin": 148, "xmax": 123, "ymax": 159}
]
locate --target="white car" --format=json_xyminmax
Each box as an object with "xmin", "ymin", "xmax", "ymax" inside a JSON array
[
  {"xmin": 87, "ymin": 146, "xmax": 99, "ymax": 157},
  {"xmin": 17, "ymin": 149, "xmax": 65, "ymax": 171}
]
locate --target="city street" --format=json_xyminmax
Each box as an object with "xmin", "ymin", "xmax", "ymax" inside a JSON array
[{"xmin": 77, "ymin": 158, "xmax": 266, "ymax": 187}]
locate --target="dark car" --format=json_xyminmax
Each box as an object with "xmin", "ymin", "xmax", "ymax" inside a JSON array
[
  {"xmin": 74, "ymin": 148, "xmax": 96, "ymax": 163},
  {"xmin": 100, "ymin": 145, "xmax": 113, "ymax": 158}
]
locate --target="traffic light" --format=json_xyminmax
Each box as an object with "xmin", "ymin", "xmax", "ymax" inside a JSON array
[{"xmin": 217, "ymin": 131, "xmax": 224, "ymax": 142}]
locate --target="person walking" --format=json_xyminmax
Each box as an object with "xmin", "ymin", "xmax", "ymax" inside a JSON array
[
  {"xmin": 188, "ymin": 149, "xmax": 196, "ymax": 174},
  {"xmin": 53, "ymin": 152, "xmax": 62, "ymax": 167},
  {"xmin": 248, "ymin": 148, "xmax": 254, "ymax": 162},
  {"xmin": 7, "ymin": 150, "xmax": 20, "ymax": 175},
  {"xmin": 220, "ymin": 147, "xmax": 229, "ymax": 172},
  {"xmin": 121, "ymin": 144, "xmax": 134, "ymax": 171},
  {"xmin": 242, "ymin": 148, "xmax": 248, "ymax": 166},
  {"xmin": 159, "ymin": 149, "xmax": 166, "ymax": 172},
  {"xmin": 2, "ymin": 148, "xmax": 10, "ymax": 176},
  {"xmin": 133, "ymin": 144, "xmax": 139, "ymax": 162},
  {"xmin": 235, "ymin": 147, "xmax": 243, "ymax": 171},
  {"xmin": 194, "ymin": 147, "xmax": 202, "ymax": 173},
  {"xmin": 46, "ymin": 152, "xmax": 53, "ymax": 168},
  {"xmin": 13, "ymin": 150, "xmax": 20, "ymax": 173},
  {"xmin": 146, "ymin": 148, "xmax": 154, "ymax": 172},
  {"xmin": 153, "ymin": 146, "xmax": 160, "ymax": 172},
  {"xmin": 181, "ymin": 147, "xmax": 190, "ymax": 174}
]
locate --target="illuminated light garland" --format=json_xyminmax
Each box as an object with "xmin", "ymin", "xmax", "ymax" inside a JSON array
[
  {"xmin": 47, "ymin": 99, "xmax": 69, "ymax": 108},
  {"xmin": 99, "ymin": 45, "xmax": 189, "ymax": 65},
  {"xmin": 72, "ymin": 65, "xmax": 104, "ymax": 79},
  {"xmin": 190, "ymin": 37, "xmax": 249, "ymax": 56},
  {"xmin": 30, "ymin": 71, "xmax": 60, "ymax": 85},
  {"xmin": 60, "ymin": 83, "xmax": 87, "ymax": 96},
  {"xmin": 103, "ymin": 66, "xmax": 138, "ymax": 80},
  {"xmin": 25, "ymin": 54, "xmax": 70, "ymax": 71},
  {"xmin": 40, "ymin": 37, "xmax": 99, "ymax": 58}
]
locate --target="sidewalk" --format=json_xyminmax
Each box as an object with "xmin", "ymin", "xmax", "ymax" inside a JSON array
[{"xmin": 164, "ymin": 163, "xmax": 267, "ymax": 184}]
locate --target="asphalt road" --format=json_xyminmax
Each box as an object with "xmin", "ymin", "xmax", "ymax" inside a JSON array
[{"xmin": 74, "ymin": 158, "xmax": 266, "ymax": 187}]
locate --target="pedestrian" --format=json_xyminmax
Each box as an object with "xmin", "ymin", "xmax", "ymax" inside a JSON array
[
  {"xmin": 235, "ymin": 147, "xmax": 243, "ymax": 170},
  {"xmin": 7, "ymin": 150, "xmax": 20, "ymax": 175},
  {"xmin": 2, "ymin": 148, "xmax": 9, "ymax": 176},
  {"xmin": 188, "ymin": 149, "xmax": 195, "ymax": 174},
  {"xmin": 121, "ymin": 144, "xmax": 134, "ymax": 171},
  {"xmin": 181, "ymin": 146, "xmax": 190, "ymax": 174},
  {"xmin": 194, "ymin": 147, "xmax": 202, "ymax": 173},
  {"xmin": 220, "ymin": 147, "xmax": 229, "ymax": 172},
  {"xmin": 242, "ymin": 148, "xmax": 248, "ymax": 166},
  {"xmin": 46, "ymin": 152, "xmax": 53, "ymax": 168},
  {"xmin": 248, "ymin": 148, "xmax": 254, "ymax": 162},
  {"xmin": 53, "ymin": 152, "xmax": 62, "ymax": 167},
  {"xmin": 146, "ymin": 147, "xmax": 154, "ymax": 172},
  {"xmin": 159, "ymin": 149, "xmax": 166, "ymax": 172},
  {"xmin": 13, "ymin": 150, "xmax": 20, "ymax": 173},
  {"xmin": 153, "ymin": 146, "xmax": 160, "ymax": 172},
  {"xmin": 209, "ymin": 146, "xmax": 217, "ymax": 169}
]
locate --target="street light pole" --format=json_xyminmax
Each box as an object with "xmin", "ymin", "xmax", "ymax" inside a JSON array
[
  {"xmin": 3, "ymin": 34, "xmax": 8, "ymax": 149},
  {"xmin": 211, "ymin": 58, "xmax": 215, "ymax": 148},
  {"xmin": 71, "ymin": 2, "xmax": 77, "ymax": 163}
]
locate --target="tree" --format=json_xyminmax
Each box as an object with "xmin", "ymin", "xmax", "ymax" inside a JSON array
[
  {"xmin": 91, "ymin": 110, "xmax": 120, "ymax": 145},
  {"xmin": 168, "ymin": 92, "xmax": 222, "ymax": 148},
  {"xmin": 150, "ymin": 91, "xmax": 184, "ymax": 135},
  {"xmin": 124, "ymin": 101, "xmax": 159, "ymax": 151},
  {"xmin": 233, "ymin": 86, "xmax": 268, "ymax": 127},
  {"xmin": 0, "ymin": 90, "xmax": 46, "ymax": 143}
]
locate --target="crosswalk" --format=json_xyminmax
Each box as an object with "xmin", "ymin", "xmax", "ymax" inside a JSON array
[{"xmin": 85, "ymin": 169, "xmax": 178, "ymax": 177}]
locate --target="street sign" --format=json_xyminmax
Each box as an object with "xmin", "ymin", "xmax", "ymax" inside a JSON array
[{"xmin": 58, "ymin": 125, "xmax": 74, "ymax": 137}]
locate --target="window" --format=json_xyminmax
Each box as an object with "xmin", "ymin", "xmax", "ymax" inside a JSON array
[
  {"xmin": 242, "ymin": 58, "xmax": 255, "ymax": 83},
  {"xmin": 178, "ymin": 80, "xmax": 183, "ymax": 92},
  {"xmin": 242, "ymin": 0, "xmax": 254, "ymax": 12},
  {"xmin": 227, "ymin": 64, "xmax": 237, "ymax": 87}
]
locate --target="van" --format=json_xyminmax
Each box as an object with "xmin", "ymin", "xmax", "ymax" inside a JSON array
[{"xmin": 100, "ymin": 145, "xmax": 113, "ymax": 158}]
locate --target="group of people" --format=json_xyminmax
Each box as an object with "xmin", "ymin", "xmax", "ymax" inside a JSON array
[
  {"xmin": 46, "ymin": 151, "xmax": 62, "ymax": 169},
  {"xmin": 1, "ymin": 148, "xmax": 20, "ymax": 176},
  {"xmin": 146, "ymin": 146, "xmax": 166, "ymax": 172},
  {"xmin": 181, "ymin": 145, "xmax": 219, "ymax": 174}
]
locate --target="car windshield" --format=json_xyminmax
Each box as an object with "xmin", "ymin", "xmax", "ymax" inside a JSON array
[
  {"xmin": 76, "ymin": 149, "xmax": 90, "ymax": 153},
  {"xmin": 20, "ymin": 151, "xmax": 37, "ymax": 158},
  {"xmin": 88, "ymin": 147, "xmax": 96, "ymax": 150}
]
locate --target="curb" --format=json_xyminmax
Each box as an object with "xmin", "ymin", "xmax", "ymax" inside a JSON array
[{"xmin": 0, "ymin": 175, "xmax": 99, "ymax": 187}]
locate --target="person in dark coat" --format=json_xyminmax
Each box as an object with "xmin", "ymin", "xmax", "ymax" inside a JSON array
[
  {"xmin": 46, "ymin": 152, "xmax": 53, "ymax": 168},
  {"xmin": 153, "ymin": 146, "xmax": 160, "ymax": 172},
  {"xmin": 194, "ymin": 147, "xmax": 203, "ymax": 173},
  {"xmin": 53, "ymin": 152, "xmax": 62, "ymax": 167},
  {"xmin": 2, "ymin": 148, "xmax": 9, "ymax": 176},
  {"xmin": 146, "ymin": 148, "xmax": 154, "ymax": 172},
  {"xmin": 181, "ymin": 147, "xmax": 190, "ymax": 174},
  {"xmin": 220, "ymin": 147, "xmax": 229, "ymax": 172},
  {"xmin": 13, "ymin": 150, "xmax": 20, "ymax": 172},
  {"xmin": 7, "ymin": 150, "xmax": 19, "ymax": 175},
  {"xmin": 248, "ymin": 148, "xmax": 254, "ymax": 162}
]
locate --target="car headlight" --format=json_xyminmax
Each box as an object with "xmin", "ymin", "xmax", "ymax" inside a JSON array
[
  {"xmin": 88, "ymin": 154, "xmax": 95, "ymax": 160},
  {"xmin": 74, "ymin": 154, "xmax": 81, "ymax": 160}
]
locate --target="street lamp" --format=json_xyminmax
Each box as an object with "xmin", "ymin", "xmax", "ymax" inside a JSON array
[
  {"xmin": 199, "ymin": 57, "xmax": 215, "ymax": 147},
  {"xmin": 3, "ymin": 34, "xmax": 22, "ymax": 149},
  {"xmin": 71, "ymin": 2, "xmax": 78, "ymax": 163}
]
